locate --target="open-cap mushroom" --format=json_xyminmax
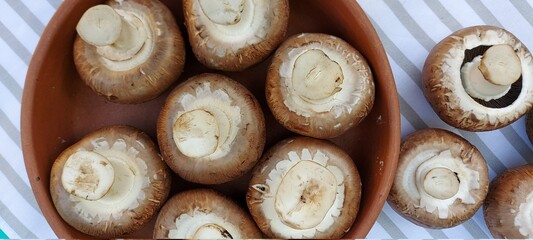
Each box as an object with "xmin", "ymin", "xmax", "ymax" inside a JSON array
[
  {"xmin": 246, "ymin": 137, "xmax": 361, "ymax": 239},
  {"xmin": 484, "ymin": 164, "xmax": 533, "ymax": 238},
  {"xmin": 266, "ymin": 33, "xmax": 375, "ymax": 139},
  {"xmin": 423, "ymin": 25, "xmax": 533, "ymax": 131},
  {"xmin": 157, "ymin": 73, "xmax": 266, "ymax": 184},
  {"xmin": 183, "ymin": 0, "xmax": 289, "ymax": 71},
  {"xmin": 153, "ymin": 189, "xmax": 262, "ymax": 239},
  {"xmin": 388, "ymin": 128, "xmax": 489, "ymax": 228},
  {"xmin": 49, "ymin": 125, "xmax": 171, "ymax": 238},
  {"xmin": 74, "ymin": 0, "xmax": 185, "ymax": 104}
]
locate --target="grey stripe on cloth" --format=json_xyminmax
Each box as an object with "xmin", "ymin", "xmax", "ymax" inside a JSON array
[
  {"xmin": 377, "ymin": 212, "xmax": 408, "ymax": 239},
  {"xmin": 384, "ymin": 0, "xmax": 435, "ymax": 51},
  {"xmin": 0, "ymin": 155, "xmax": 40, "ymax": 213},
  {"xmin": 500, "ymin": 127, "xmax": 533, "ymax": 164},
  {"xmin": 426, "ymin": 228, "xmax": 448, "ymax": 239},
  {"xmin": 423, "ymin": 0, "xmax": 462, "ymax": 31},
  {"xmin": 0, "ymin": 66, "xmax": 22, "ymax": 102},
  {"xmin": 510, "ymin": 0, "xmax": 533, "ymax": 26},
  {"xmin": 0, "ymin": 22, "xmax": 31, "ymax": 65},
  {"xmin": 0, "ymin": 111, "xmax": 21, "ymax": 149},
  {"xmin": 465, "ymin": 0, "xmax": 502, "ymax": 27},
  {"xmin": 0, "ymin": 201, "xmax": 36, "ymax": 238},
  {"xmin": 5, "ymin": 0, "xmax": 45, "ymax": 35},
  {"xmin": 462, "ymin": 219, "xmax": 490, "ymax": 238},
  {"xmin": 46, "ymin": 0, "xmax": 62, "ymax": 10}
]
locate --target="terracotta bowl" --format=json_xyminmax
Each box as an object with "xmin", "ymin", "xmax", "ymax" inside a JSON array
[{"xmin": 22, "ymin": 0, "xmax": 400, "ymax": 238}]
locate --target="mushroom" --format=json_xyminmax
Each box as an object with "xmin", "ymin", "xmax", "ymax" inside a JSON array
[
  {"xmin": 157, "ymin": 73, "xmax": 266, "ymax": 184},
  {"xmin": 182, "ymin": 0, "xmax": 289, "ymax": 71},
  {"xmin": 422, "ymin": 25, "xmax": 533, "ymax": 131},
  {"xmin": 266, "ymin": 33, "xmax": 375, "ymax": 139},
  {"xmin": 49, "ymin": 125, "xmax": 171, "ymax": 238},
  {"xmin": 246, "ymin": 137, "xmax": 361, "ymax": 238},
  {"xmin": 153, "ymin": 189, "xmax": 262, "ymax": 239},
  {"xmin": 73, "ymin": 0, "xmax": 185, "ymax": 104},
  {"xmin": 484, "ymin": 164, "xmax": 533, "ymax": 238},
  {"xmin": 388, "ymin": 128, "xmax": 489, "ymax": 228}
]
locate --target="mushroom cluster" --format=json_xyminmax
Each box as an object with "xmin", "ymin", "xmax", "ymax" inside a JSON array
[
  {"xmin": 57, "ymin": 0, "xmax": 377, "ymax": 238},
  {"xmin": 423, "ymin": 25, "xmax": 533, "ymax": 131},
  {"xmin": 388, "ymin": 128, "xmax": 489, "ymax": 228},
  {"xmin": 267, "ymin": 33, "xmax": 375, "ymax": 138},
  {"xmin": 484, "ymin": 164, "xmax": 533, "ymax": 238},
  {"xmin": 50, "ymin": 125, "xmax": 171, "ymax": 238},
  {"xmin": 74, "ymin": 0, "xmax": 185, "ymax": 104},
  {"xmin": 157, "ymin": 73, "xmax": 265, "ymax": 184},
  {"xmin": 247, "ymin": 137, "xmax": 361, "ymax": 239}
]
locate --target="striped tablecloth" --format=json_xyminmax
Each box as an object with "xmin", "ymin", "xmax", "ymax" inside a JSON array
[{"xmin": 1, "ymin": 0, "xmax": 532, "ymax": 238}]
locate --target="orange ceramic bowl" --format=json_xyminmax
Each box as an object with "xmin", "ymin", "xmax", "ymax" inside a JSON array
[{"xmin": 21, "ymin": 0, "xmax": 400, "ymax": 238}]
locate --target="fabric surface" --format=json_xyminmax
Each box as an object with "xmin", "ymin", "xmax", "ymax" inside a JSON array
[{"xmin": 0, "ymin": 0, "xmax": 532, "ymax": 238}]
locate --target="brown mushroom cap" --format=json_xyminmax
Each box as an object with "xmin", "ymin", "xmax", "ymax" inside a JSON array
[
  {"xmin": 484, "ymin": 164, "xmax": 533, "ymax": 238},
  {"xmin": 74, "ymin": 0, "xmax": 185, "ymax": 104},
  {"xmin": 422, "ymin": 25, "xmax": 533, "ymax": 131},
  {"xmin": 154, "ymin": 188, "xmax": 262, "ymax": 239},
  {"xmin": 246, "ymin": 136, "xmax": 361, "ymax": 239},
  {"xmin": 388, "ymin": 128, "xmax": 489, "ymax": 228},
  {"xmin": 157, "ymin": 73, "xmax": 266, "ymax": 184},
  {"xmin": 183, "ymin": 0, "xmax": 289, "ymax": 71},
  {"xmin": 266, "ymin": 33, "xmax": 375, "ymax": 139},
  {"xmin": 49, "ymin": 125, "xmax": 171, "ymax": 238}
]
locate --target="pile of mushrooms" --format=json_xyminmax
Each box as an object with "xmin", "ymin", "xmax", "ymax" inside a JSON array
[
  {"xmin": 50, "ymin": 125, "xmax": 171, "ymax": 238},
  {"xmin": 154, "ymin": 189, "xmax": 262, "ymax": 239},
  {"xmin": 157, "ymin": 73, "xmax": 265, "ymax": 184},
  {"xmin": 183, "ymin": 0, "xmax": 289, "ymax": 71},
  {"xmin": 266, "ymin": 33, "xmax": 375, "ymax": 139},
  {"xmin": 247, "ymin": 137, "xmax": 361, "ymax": 238},
  {"xmin": 484, "ymin": 164, "xmax": 533, "ymax": 238},
  {"xmin": 423, "ymin": 25, "xmax": 533, "ymax": 131},
  {"xmin": 74, "ymin": 0, "xmax": 185, "ymax": 104},
  {"xmin": 388, "ymin": 128, "xmax": 489, "ymax": 228}
]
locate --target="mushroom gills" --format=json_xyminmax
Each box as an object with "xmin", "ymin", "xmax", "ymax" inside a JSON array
[
  {"xmin": 168, "ymin": 209, "xmax": 241, "ymax": 239},
  {"xmin": 275, "ymin": 160, "xmax": 337, "ymax": 229},
  {"xmin": 461, "ymin": 45, "xmax": 522, "ymax": 108}
]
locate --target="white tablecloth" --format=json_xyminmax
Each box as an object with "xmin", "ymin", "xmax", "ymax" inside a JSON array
[{"xmin": 1, "ymin": 0, "xmax": 532, "ymax": 238}]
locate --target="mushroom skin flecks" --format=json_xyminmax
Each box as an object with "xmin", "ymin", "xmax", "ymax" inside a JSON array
[
  {"xmin": 247, "ymin": 137, "xmax": 360, "ymax": 239},
  {"xmin": 50, "ymin": 126, "xmax": 171, "ymax": 238},
  {"xmin": 183, "ymin": 0, "xmax": 289, "ymax": 71},
  {"xmin": 267, "ymin": 33, "xmax": 374, "ymax": 139},
  {"xmin": 74, "ymin": 0, "xmax": 185, "ymax": 104},
  {"xmin": 389, "ymin": 128, "xmax": 489, "ymax": 228},
  {"xmin": 422, "ymin": 25, "xmax": 533, "ymax": 131},
  {"xmin": 484, "ymin": 164, "xmax": 533, "ymax": 238}
]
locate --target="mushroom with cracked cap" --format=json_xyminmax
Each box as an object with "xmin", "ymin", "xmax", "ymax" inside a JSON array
[
  {"xmin": 49, "ymin": 125, "xmax": 171, "ymax": 238},
  {"xmin": 153, "ymin": 189, "xmax": 262, "ymax": 239},
  {"xmin": 422, "ymin": 25, "xmax": 533, "ymax": 131},
  {"xmin": 183, "ymin": 0, "xmax": 289, "ymax": 71},
  {"xmin": 74, "ymin": 0, "xmax": 185, "ymax": 104},
  {"xmin": 157, "ymin": 73, "xmax": 266, "ymax": 184},
  {"xmin": 388, "ymin": 128, "xmax": 489, "ymax": 228},
  {"xmin": 484, "ymin": 164, "xmax": 533, "ymax": 238},
  {"xmin": 246, "ymin": 137, "xmax": 361, "ymax": 239},
  {"xmin": 266, "ymin": 33, "xmax": 375, "ymax": 139}
]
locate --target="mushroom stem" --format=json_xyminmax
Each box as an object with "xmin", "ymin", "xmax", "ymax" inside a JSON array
[
  {"xmin": 192, "ymin": 224, "xmax": 233, "ymax": 239},
  {"xmin": 61, "ymin": 151, "xmax": 115, "ymax": 200},
  {"xmin": 479, "ymin": 44, "xmax": 522, "ymax": 86},
  {"xmin": 173, "ymin": 109, "xmax": 220, "ymax": 158},
  {"xmin": 461, "ymin": 55, "xmax": 511, "ymax": 101},
  {"xmin": 423, "ymin": 167, "xmax": 459, "ymax": 200},
  {"xmin": 76, "ymin": 4, "xmax": 148, "ymax": 61}
]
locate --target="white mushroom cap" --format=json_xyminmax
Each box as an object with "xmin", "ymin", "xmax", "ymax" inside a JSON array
[
  {"xmin": 73, "ymin": 0, "xmax": 185, "ymax": 104},
  {"xmin": 153, "ymin": 189, "xmax": 262, "ymax": 239},
  {"xmin": 423, "ymin": 25, "xmax": 533, "ymax": 131},
  {"xmin": 266, "ymin": 33, "xmax": 375, "ymax": 139},
  {"xmin": 388, "ymin": 128, "xmax": 489, "ymax": 228},
  {"xmin": 246, "ymin": 137, "xmax": 361, "ymax": 239},
  {"xmin": 50, "ymin": 125, "xmax": 171, "ymax": 238},
  {"xmin": 183, "ymin": 0, "xmax": 289, "ymax": 71},
  {"xmin": 484, "ymin": 164, "xmax": 533, "ymax": 238},
  {"xmin": 157, "ymin": 73, "xmax": 266, "ymax": 184}
]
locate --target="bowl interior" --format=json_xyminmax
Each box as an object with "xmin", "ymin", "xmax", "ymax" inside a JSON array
[{"xmin": 22, "ymin": 0, "xmax": 400, "ymax": 238}]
